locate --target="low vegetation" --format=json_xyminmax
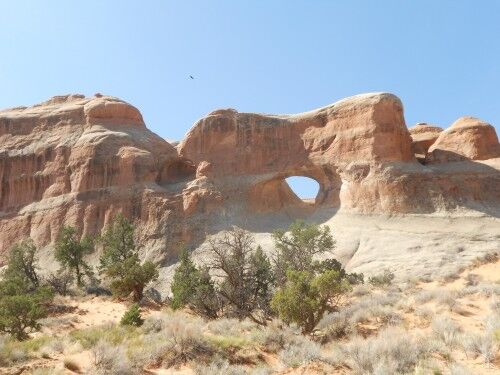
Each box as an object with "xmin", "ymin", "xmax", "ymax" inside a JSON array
[
  {"xmin": 0, "ymin": 219, "xmax": 499, "ymax": 373},
  {"xmin": 120, "ymin": 303, "xmax": 144, "ymax": 327},
  {"xmin": 171, "ymin": 221, "xmax": 362, "ymax": 334}
]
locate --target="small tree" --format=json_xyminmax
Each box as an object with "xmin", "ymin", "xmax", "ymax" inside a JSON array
[
  {"xmin": 55, "ymin": 226, "xmax": 95, "ymax": 287},
  {"xmin": 248, "ymin": 246, "xmax": 274, "ymax": 316},
  {"xmin": 0, "ymin": 278, "xmax": 54, "ymax": 340},
  {"xmin": 120, "ymin": 304, "xmax": 143, "ymax": 326},
  {"xmin": 271, "ymin": 269, "xmax": 350, "ymax": 334},
  {"xmin": 313, "ymin": 258, "xmax": 364, "ymax": 285},
  {"xmin": 171, "ymin": 248, "xmax": 201, "ymax": 310},
  {"xmin": 99, "ymin": 215, "xmax": 158, "ymax": 302},
  {"xmin": 108, "ymin": 256, "xmax": 158, "ymax": 301},
  {"xmin": 272, "ymin": 221, "xmax": 334, "ymax": 285},
  {"xmin": 99, "ymin": 214, "xmax": 136, "ymax": 268},
  {"xmin": 171, "ymin": 248, "xmax": 219, "ymax": 319},
  {"xmin": 207, "ymin": 227, "xmax": 274, "ymax": 324},
  {"xmin": 194, "ymin": 267, "xmax": 220, "ymax": 319},
  {"xmin": 46, "ymin": 270, "xmax": 74, "ymax": 296},
  {"xmin": 4, "ymin": 239, "xmax": 40, "ymax": 290}
]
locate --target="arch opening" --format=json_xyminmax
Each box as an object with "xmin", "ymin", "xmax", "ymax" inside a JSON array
[{"xmin": 285, "ymin": 176, "xmax": 320, "ymax": 204}]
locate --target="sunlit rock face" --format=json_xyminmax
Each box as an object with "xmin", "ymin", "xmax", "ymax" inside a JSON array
[
  {"xmin": 427, "ymin": 116, "xmax": 500, "ymax": 163},
  {"xmin": 409, "ymin": 123, "xmax": 443, "ymax": 161},
  {"xmin": 0, "ymin": 93, "xmax": 499, "ymax": 265}
]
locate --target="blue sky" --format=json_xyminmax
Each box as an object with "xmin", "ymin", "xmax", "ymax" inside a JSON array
[{"xmin": 1, "ymin": 1, "xmax": 499, "ymax": 198}]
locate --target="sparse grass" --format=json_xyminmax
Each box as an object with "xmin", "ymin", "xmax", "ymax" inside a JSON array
[
  {"xmin": 317, "ymin": 291, "xmax": 405, "ymax": 342},
  {"xmin": 278, "ymin": 335, "xmax": 321, "ymax": 368},
  {"xmin": 92, "ymin": 339, "xmax": 134, "ymax": 375},
  {"xmin": 3, "ymin": 259, "xmax": 499, "ymax": 374},
  {"xmin": 143, "ymin": 311, "xmax": 215, "ymax": 368},
  {"xmin": 472, "ymin": 251, "xmax": 498, "ymax": 267},
  {"xmin": 193, "ymin": 357, "xmax": 247, "ymax": 375},
  {"xmin": 462, "ymin": 332, "xmax": 498, "ymax": 363},
  {"xmin": 431, "ymin": 317, "xmax": 462, "ymax": 348},
  {"xmin": 207, "ymin": 334, "xmax": 251, "ymax": 350},
  {"xmin": 0, "ymin": 334, "xmax": 53, "ymax": 366},
  {"xmin": 70, "ymin": 324, "xmax": 139, "ymax": 349},
  {"xmin": 415, "ymin": 306, "xmax": 433, "ymax": 323},
  {"xmin": 342, "ymin": 327, "xmax": 429, "ymax": 374},
  {"xmin": 251, "ymin": 320, "xmax": 301, "ymax": 353},
  {"xmin": 368, "ymin": 269, "xmax": 395, "ymax": 287}
]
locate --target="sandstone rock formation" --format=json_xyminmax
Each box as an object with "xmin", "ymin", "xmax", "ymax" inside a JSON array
[
  {"xmin": 0, "ymin": 93, "xmax": 499, "ymax": 273},
  {"xmin": 0, "ymin": 94, "xmax": 197, "ymax": 264},
  {"xmin": 427, "ymin": 116, "xmax": 500, "ymax": 163},
  {"xmin": 409, "ymin": 123, "xmax": 443, "ymax": 161}
]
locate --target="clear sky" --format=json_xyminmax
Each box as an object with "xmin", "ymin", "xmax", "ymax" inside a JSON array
[{"xmin": 1, "ymin": 1, "xmax": 499, "ymax": 198}]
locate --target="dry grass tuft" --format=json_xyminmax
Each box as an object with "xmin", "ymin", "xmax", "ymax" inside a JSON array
[{"xmin": 342, "ymin": 327, "xmax": 428, "ymax": 374}]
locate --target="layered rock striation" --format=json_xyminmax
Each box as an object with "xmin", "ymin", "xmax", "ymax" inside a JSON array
[{"xmin": 0, "ymin": 93, "xmax": 499, "ymax": 265}]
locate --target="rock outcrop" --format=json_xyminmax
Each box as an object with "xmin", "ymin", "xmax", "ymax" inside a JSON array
[
  {"xmin": 427, "ymin": 117, "xmax": 500, "ymax": 163},
  {"xmin": 409, "ymin": 123, "xmax": 443, "ymax": 161},
  {"xmin": 0, "ymin": 93, "xmax": 499, "ymax": 267},
  {"xmin": 0, "ymin": 94, "xmax": 198, "ymax": 263}
]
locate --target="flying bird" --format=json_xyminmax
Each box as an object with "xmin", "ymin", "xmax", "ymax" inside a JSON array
[{"xmin": 189, "ymin": 75, "xmax": 194, "ymax": 80}]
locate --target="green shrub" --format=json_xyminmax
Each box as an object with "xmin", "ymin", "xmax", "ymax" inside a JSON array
[
  {"xmin": 272, "ymin": 221, "xmax": 334, "ymax": 286},
  {"xmin": 99, "ymin": 215, "xmax": 158, "ymax": 302},
  {"xmin": 0, "ymin": 278, "xmax": 54, "ymax": 340},
  {"xmin": 271, "ymin": 269, "xmax": 350, "ymax": 333},
  {"xmin": 4, "ymin": 239, "xmax": 40, "ymax": 290},
  {"xmin": 55, "ymin": 226, "xmax": 95, "ymax": 287},
  {"xmin": 120, "ymin": 304, "xmax": 144, "ymax": 327},
  {"xmin": 171, "ymin": 248, "xmax": 198, "ymax": 309},
  {"xmin": 108, "ymin": 257, "xmax": 158, "ymax": 302},
  {"xmin": 170, "ymin": 247, "xmax": 219, "ymax": 318}
]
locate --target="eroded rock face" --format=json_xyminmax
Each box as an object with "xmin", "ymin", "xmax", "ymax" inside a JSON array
[
  {"xmin": 0, "ymin": 93, "xmax": 499, "ymax": 265},
  {"xmin": 0, "ymin": 94, "xmax": 199, "ymax": 263},
  {"xmin": 179, "ymin": 93, "xmax": 499, "ymax": 215},
  {"xmin": 409, "ymin": 123, "xmax": 443, "ymax": 161},
  {"xmin": 179, "ymin": 93, "xmax": 415, "ymax": 212},
  {"xmin": 427, "ymin": 117, "xmax": 500, "ymax": 163}
]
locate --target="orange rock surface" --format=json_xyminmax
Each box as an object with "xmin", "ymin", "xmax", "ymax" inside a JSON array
[
  {"xmin": 427, "ymin": 116, "xmax": 500, "ymax": 163},
  {"xmin": 0, "ymin": 93, "xmax": 499, "ymax": 262},
  {"xmin": 409, "ymin": 123, "xmax": 443, "ymax": 161}
]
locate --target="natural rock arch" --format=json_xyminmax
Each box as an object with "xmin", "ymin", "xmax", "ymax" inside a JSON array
[{"xmin": 247, "ymin": 167, "xmax": 342, "ymax": 214}]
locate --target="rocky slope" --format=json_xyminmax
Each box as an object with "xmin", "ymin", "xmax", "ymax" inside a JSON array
[{"xmin": 0, "ymin": 93, "xmax": 499, "ymax": 278}]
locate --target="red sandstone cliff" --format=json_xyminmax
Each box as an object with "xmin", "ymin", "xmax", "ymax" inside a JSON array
[{"xmin": 0, "ymin": 93, "xmax": 499, "ymax": 263}]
